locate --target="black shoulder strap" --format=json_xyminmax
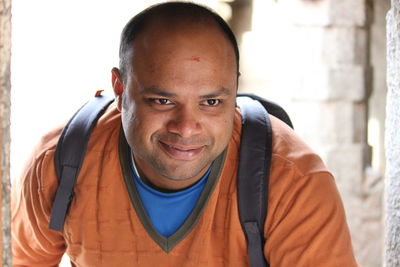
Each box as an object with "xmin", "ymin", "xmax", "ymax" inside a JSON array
[
  {"xmin": 236, "ymin": 95, "xmax": 272, "ymax": 267},
  {"xmin": 49, "ymin": 92, "xmax": 115, "ymax": 231},
  {"xmin": 238, "ymin": 93, "xmax": 293, "ymax": 129}
]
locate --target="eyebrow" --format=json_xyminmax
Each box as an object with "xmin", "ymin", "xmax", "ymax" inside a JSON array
[
  {"xmin": 141, "ymin": 86, "xmax": 233, "ymax": 98},
  {"xmin": 141, "ymin": 86, "xmax": 177, "ymax": 98},
  {"xmin": 199, "ymin": 87, "xmax": 233, "ymax": 99}
]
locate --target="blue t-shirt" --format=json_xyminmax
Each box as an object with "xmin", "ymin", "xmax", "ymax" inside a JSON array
[{"xmin": 130, "ymin": 157, "xmax": 211, "ymax": 237}]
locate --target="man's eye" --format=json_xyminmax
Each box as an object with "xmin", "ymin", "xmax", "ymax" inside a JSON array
[
  {"xmin": 150, "ymin": 98, "xmax": 172, "ymax": 105},
  {"xmin": 202, "ymin": 99, "xmax": 221, "ymax": 106}
]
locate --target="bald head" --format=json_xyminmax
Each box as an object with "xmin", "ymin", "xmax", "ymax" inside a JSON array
[{"xmin": 118, "ymin": 2, "xmax": 239, "ymax": 81}]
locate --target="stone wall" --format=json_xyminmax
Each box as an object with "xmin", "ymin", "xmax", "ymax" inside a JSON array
[
  {"xmin": 385, "ymin": 1, "xmax": 400, "ymax": 266},
  {"xmin": 0, "ymin": 0, "xmax": 12, "ymax": 265},
  {"xmin": 287, "ymin": 2, "xmax": 379, "ymax": 265},
  {"xmin": 238, "ymin": 0, "xmax": 382, "ymax": 266}
]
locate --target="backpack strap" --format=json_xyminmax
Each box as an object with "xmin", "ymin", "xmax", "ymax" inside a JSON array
[
  {"xmin": 237, "ymin": 95, "xmax": 272, "ymax": 267},
  {"xmin": 49, "ymin": 92, "xmax": 115, "ymax": 231},
  {"xmin": 238, "ymin": 93, "xmax": 293, "ymax": 129}
]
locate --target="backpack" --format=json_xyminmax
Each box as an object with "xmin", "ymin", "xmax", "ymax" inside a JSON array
[{"xmin": 48, "ymin": 91, "xmax": 293, "ymax": 267}]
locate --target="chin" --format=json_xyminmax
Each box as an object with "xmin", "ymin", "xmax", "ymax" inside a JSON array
[{"xmin": 159, "ymin": 161, "xmax": 211, "ymax": 182}]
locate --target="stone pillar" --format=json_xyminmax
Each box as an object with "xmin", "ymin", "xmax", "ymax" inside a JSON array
[
  {"xmin": 385, "ymin": 1, "xmax": 400, "ymax": 266},
  {"xmin": 240, "ymin": 0, "xmax": 378, "ymax": 265},
  {"xmin": 288, "ymin": 1, "xmax": 378, "ymax": 266},
  {"xmin": 0, "ymin": 0, "xmax": 12, "ymax": 265}
]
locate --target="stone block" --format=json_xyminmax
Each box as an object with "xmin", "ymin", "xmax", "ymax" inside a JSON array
[
  {"xmin": 328, "ymin": 0, "xmax": 368, "ymax": 26},
  {"xmin": 290, "ymin": 101, "xmax": 368, "ymax": 145},
  {"xmin": 288, "ymin": 27, "xmax": 370, "ymax": 102},
  {"xmin": 290, "ymin": 65, "xmax": 370, "ymax": 102},
  {"xmin": 286, "ymin": 0, "xmax": 368, "ymax": 27},
  {"xmin": 322, "ymin": 27, "xmax": 369, "ymax": 66},
  {"xmin": 328, "ymin": 65, "xmax": 372, "ymax": 102}
]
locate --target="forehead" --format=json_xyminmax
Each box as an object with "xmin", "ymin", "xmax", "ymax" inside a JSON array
[
  {"xmin": 138, "ymin": 12, "xmax": 224, "ymax": 41},
  {"xmin": 131, "ymin": 20, "xmax": 236, "ymax": 72},
  {"xmin": 126, "ymin": 21, "xmax": 237, "ymax": 95}
]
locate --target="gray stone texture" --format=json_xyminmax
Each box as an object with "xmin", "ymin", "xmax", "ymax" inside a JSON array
[
  {"xmin": 385, "ymin": 1, "xmax": 400, "ymax": 266},
  {"xmin": 0, "ymin": 0, "xmax": 12, "ymax": 265}
]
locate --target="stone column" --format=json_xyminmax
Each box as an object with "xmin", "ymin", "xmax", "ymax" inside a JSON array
[
  {"xmin": 288, "ymin": 1, "xmax": 378, "ymax": 266},
  {"xmin": 0, "ymin": 0, "xmax": 12, "ymax": 265},
  {"xmin": 240, "ymin": 0, "xmax": 378, "ymax": 265},
  {"xmin": 385, "ymin": 1, "xmax": 400, "ymax": 266}
]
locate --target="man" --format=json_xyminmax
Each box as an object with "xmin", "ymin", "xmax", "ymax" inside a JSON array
[{"xmin": 12, "ymin": 2, "xmax": 358, "ymax": 266}]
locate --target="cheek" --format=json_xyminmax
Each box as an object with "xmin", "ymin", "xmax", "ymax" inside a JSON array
[
  {"xmin": 121, "ymin": 101, "xmax": 142, "ymax": 144},
  {"xmin": 209, "ymin": 112, "xmax": 235, "ymax": 144},
  {"xmin": 126, "ymin": 108, "xmax": 169, "ymax": 142}
]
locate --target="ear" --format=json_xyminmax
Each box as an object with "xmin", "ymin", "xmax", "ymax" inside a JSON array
[{"xmin": 111, "ymin": 67, "xmax": 124, "ymax": 112}]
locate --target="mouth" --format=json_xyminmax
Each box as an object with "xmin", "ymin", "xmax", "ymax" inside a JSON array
[{"xmin": 159, "ymin": 141, "xmax": 205, "ymax": 161}]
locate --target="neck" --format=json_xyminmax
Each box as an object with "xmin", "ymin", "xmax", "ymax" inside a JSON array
[{"xmin": 131, "ymin": 154, "xmax": 211, "ymax": 192}]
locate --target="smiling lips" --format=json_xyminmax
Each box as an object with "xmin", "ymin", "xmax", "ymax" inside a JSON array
[{"xmin": 159, "ymin": 141, "xmax": 205, "ymax": 160}]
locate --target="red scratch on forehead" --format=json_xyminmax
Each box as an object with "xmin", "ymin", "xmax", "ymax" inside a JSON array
[{"xmin": 185, "ymin": 56, "xmax": 201, "ymax": 62}]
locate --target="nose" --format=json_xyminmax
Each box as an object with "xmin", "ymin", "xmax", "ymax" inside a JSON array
[{"xmin": 167, "ymin": 105, "xmax": 202, "ymax": 138}]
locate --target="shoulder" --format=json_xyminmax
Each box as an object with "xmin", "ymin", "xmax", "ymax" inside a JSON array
[
  {"xmin": 15, "ymin": 103, "xmax": 121, "ymax": 189},
  {"xmin": 269, "ymin": 115, "xmax": 328, "ymax": 176},
  {"xmin": 231, "ymin": 109, "xmax": 329, "ymax": 176},
  {"xmin": 267, "ymin": 114, "xmax": 338, "ymax": 228},
  {"xmin": 264, "ymin": 116, "xmax": 356, "ymax": 266},
  {"xmin": 28, "ymin": 102, "xmax": 120, "ymax": 162},
  {"xmin": 86, "ymin": 102, "xmax": 121, "ymax": 150},
  {"xmin": 266, "ymin": 114, "xmax": 341, "ymax": 236},
  {"xmin": 232, "ymin": 108, "xmax": 329, "ymax": 177}
]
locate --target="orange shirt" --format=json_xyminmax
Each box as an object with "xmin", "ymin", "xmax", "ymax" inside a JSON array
[{"xmin": 12, "ymin": 104, "xmax": 358, "ymax": 266}]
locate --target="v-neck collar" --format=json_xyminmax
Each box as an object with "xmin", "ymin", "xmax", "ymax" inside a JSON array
[{"xmin": 118, "ymin": 130, "xmax": 227, "ymax": 253}]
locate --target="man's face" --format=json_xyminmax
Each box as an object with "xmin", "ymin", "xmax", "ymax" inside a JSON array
[{"xmin": 113, "ymin": 21, "xmax": 237, "ymax": 190}]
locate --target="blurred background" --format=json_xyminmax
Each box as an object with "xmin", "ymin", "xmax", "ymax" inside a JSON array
[{"xmin": 10, "ymin": 0, "xmax": 389, "ymax": 266}]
